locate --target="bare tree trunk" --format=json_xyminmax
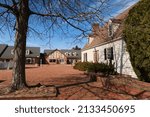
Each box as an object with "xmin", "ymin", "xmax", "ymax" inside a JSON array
[{"xmin": 11, "ymin": 0, "xmax": 30, "ymax": 91}]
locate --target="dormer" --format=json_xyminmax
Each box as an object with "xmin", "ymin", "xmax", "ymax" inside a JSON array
[
  {"xmin": 108, "ymin": 20, "xmax": 113, "ymax": 37},
  {"xmin": 65, "ymin": 52, "xmax": 68, "ymax": 56},
  {"xmin": 108, "ymin": 19, "xmax": 121, "ymax": 38},
  {"xmin": 73, "ymin": 52, "xmax": 77, "ymax": 56},
  {"xmin": 26, "ymin": 49, "xmax": 31, "ymax": 55},
  {"xmin": 92, "ymin": 23, "xmax": 99, "ymax": 35},
  {"xmin": 88, "ymin": 35, "xmax": 94, "ymax": 44}
]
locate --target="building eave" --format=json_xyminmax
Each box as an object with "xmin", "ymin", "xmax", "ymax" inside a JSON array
[{"xmin": 82, "ymin": 36, "xmax": 123, "ymax": 52}]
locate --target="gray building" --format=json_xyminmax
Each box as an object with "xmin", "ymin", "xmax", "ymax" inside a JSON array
[{"xmin": 0, "ymin": 44, "xmax": 40, "ymax": 69}]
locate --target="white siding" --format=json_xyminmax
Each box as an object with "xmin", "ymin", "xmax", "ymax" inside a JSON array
[
  {"xmin": 82, "ymin": 49, "xmax": 93, "ymax": 62},
  {"xmin": 82, "ymin": 39, "xmax": 137, "ymax": 78},
  {"xmin": 88, "ymin": 37, "xmax": 94, "ymax": 44}
]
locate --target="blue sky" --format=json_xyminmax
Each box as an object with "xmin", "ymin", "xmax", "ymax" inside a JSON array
[{"xmin": 0, "ymin": 0, "xmax": 139, "ymax": 52}]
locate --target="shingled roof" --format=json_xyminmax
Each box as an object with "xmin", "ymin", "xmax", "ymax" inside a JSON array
[
  {"xmin": 0, "ymin": 44, "xmax": 40, "ymax": 59},
  {"xmin": 25, "ymin": 47, "xmax": 40, "ymax": 58},
  {"xmin": 61, "ymin": 49, "xmax": 81, "ymax": 59},
  {"xmin": 44, "ymin": 49, "xmax": 53, "ymax": 55},
  {"xmin": 44, "ymin": 49, "xmax": 81, "ymax": 59},
  {"xmin": 0, "ymin": 44, "xmax": 8, "ymax": 57},
  {"xmin": 82, "ymin": 7, "xmax": 130, "ymax": 51},
  {"xmin": 0, "ymin": 46, "xmax": 14, "ymax": 59}
]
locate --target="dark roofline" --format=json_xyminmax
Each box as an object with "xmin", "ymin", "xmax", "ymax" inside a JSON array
[
  {"xmin": 0, "ymin": 44, "xmax": 8, "ymax": 57},
  {"xmin": 0, "ymin": 44, "xmax": 40, "ymax": 59}
]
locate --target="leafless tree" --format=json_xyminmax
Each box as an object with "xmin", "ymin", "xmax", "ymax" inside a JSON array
[{"xmin": 0, "ymin": 0, "xmax": 114, "ymax": 91}]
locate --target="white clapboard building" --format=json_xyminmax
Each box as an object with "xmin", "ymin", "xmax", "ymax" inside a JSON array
[{"xmin": 81, "ymin": 8, "xmax": 137, "ymax": 78}]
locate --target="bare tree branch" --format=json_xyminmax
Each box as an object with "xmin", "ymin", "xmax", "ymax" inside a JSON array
[
  {"xmin": 0, "ymin": 9, "xmax": 9, "ymax": 16},
  {"xmin": 0, "ymin": 2, "xmax": 13, "ymax": 10},
  {"xmin": 11, "ymin": 0, "xmax": 17, "ymax": 5},
  {"xmin": 59, "ymin": 13, "xmax": 86, "ymax": 33},
  {"xmin": 0, "ymin": 0, "xmax": 128, "ymax": 91},
  {"xmin": 30, "ymin": 10, "xmax": 60, "ymax": 17}
]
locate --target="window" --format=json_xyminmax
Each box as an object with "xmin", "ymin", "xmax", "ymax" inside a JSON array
[
  {"xmin": 73, "ymin": 52, "xmax": 77, "ymax": 56},
  {"xmin": 93, "ymin": 50, "xmax": 99, "ymax": 63},
  {"xmin": 26, "ymin": 50, "xmax": 30, "ymax": 55},
  {"xmin": 49, "ymin": 59, "xmax": 56, "ymax": 62},
  {"xmin": 108, "ymin": 23, "xmax": 113, "ymax": 37},
  {"xmin": 60, "ymin": 59, "xmax": 64, "ymax": 62},
  {"xmin": 69, "ymin": 52, "xmax": 72, "ymax": 56},
  {"xmin": 83, "ymin": 53, "xmax": 87, "ymax": 62},
  {"xmin": 65, "ymin": 52, "xmax": 68, "ymax": 56},
  {"xmin": 72, "ymin": 53, "xmax": 74, "ymax": 56},
  {"xmin": 65, "ymin": 52, "xmax": 71, "ymax": 56},
  {"xmin": 104, "ymin": 47, "xmax": 113, "ymax": 60},
  {"xmin": 107, "ymin": 47, "xmax": 113, "ymax": 60},
  {"xmin": 26, "ymin": 58, "xmax": 32, "ymax": 64}
]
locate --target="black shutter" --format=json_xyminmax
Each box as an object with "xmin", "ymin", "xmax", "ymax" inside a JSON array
[
  {"xmin": 104, "ymin": 48, "xmax": 107, "ymax": 60},
  {"xmin": 85, "ymin": 53, "xmax": 87, "ymax": 62},
  {"xmin": 84, "ymin": 53, "xmax": 87, "ymax": 62},
  {"xmin": 111, "ymin": 47, "xmax": 113, "ymax": 60}
]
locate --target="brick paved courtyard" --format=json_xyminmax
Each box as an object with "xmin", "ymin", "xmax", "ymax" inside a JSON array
[
  {"xmin": 0, "ymin": 64, "xmax": 88, "ymax": 87},
  {"xmin": 0, "ymin": 64, "xmax": 150, "ymax": 100}
]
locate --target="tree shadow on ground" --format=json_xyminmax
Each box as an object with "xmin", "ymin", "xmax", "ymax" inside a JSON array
[
  {"xmin": 1, "ymin": 75, "xmax": 150, "ymax": 100},
  {"xmin": 25, "ymin": 66, "xmax": 39, "ymax": 69},
  {"xmin": 27, "ymin": 75, "xmax": 91, "ymax": 97},
  {"xmin": 53, "ymin": 76, "xmax": 150, "ymax": 100},
  {"xmin": 0, "ymin": 80, "xmax": 6, "ymax": 83}
]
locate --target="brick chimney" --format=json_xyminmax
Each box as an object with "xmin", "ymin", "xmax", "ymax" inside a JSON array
[
  {"xmin": 87, "ymin": 23, "xmax": 100, "ymax": 44},
  {"xmin": 92, "ymin": 23, "xmax": 99, "ymax": 35}
]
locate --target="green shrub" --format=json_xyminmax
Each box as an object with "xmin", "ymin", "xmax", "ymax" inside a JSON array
[
  {"xmin": 73, "ymin": 62, "xmax": 92, "ymax": 71},
  {"xmin": 88, "ymin": 63, "xmax": 116, "ymax": 76},
  {"xmin": 123, "ymin": 0, "xmax": 150, "ymax": 82},
  {"xmin": 74, "ymin": 62, "xmax": 116, "ymax": 76}
]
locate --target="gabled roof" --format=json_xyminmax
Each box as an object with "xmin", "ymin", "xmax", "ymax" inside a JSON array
[
  {"xmin": 0, "ymin": 44, "xmax": 8, "ymax": 57},
  {"xmin": 82, "ymin": 6, "xmax": 131, "ymax": 51},
  {"xmin": 44, "ymin": 49, "xmax": 54, "ymax": 55},
  {"xmin": 83, "ymin": 25, "xmax": 108, "ymax": 51},
  {"xmin": 26, "ymin": 47, "xmax": 40, "ymax": 58},
  {"xmin": 44, "ymin": 49, "xmax": 81, "ymax": 59},
  {"xmin": 0, "ymin": 46, "xmax": 14, "ymax": 59}
]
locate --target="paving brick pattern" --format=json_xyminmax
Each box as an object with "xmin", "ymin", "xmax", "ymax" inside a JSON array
[{"xmin": 0, "ymin": 64, "xmax": 150, "ymax": 100}]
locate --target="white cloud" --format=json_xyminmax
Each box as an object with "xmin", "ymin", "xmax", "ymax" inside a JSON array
[{"xmin": 112, "ymin": 0, "xmax": 139, "ymax": 17}]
